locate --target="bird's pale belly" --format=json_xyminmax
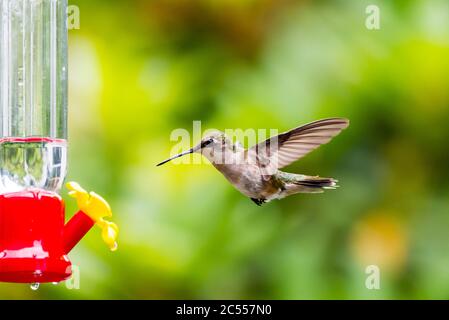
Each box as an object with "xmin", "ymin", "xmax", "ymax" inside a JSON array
[{"xmin": 214, "ymin": 164, "xmax": 280, "ymax": 199}]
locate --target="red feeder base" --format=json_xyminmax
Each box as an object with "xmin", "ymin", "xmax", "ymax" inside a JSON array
[
  {"xmin": 0, "ymin": 258, "xmax": 71, "ymax": 283},
  {"xmin": 0, "ymin": 190, "xmax": 72, "ymax": 283}
]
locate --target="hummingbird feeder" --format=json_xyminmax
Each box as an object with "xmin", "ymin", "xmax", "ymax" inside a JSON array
[{"xmin": 0, "ymin": 0, "xmax": 118, "ymax": 284}]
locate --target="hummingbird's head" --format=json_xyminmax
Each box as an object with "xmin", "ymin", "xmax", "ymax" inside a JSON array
[
  {"xmin": 157, "ymin": 130, "xmax": 235, "ymax": 166},
  {"xmin": 198, "ymin": 131, "xmax": 227, "ymax": 149}
]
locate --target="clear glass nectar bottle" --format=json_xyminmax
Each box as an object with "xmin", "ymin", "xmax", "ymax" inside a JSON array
[{"xmin": 0, "ymin": 0, "xmax": 68, "ymax": 194}]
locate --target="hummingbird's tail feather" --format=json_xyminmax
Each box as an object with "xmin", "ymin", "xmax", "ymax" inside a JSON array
[
  {"xmin": 293, "ymin": 176, "xmax": 338, "ymax": 190},
  {"xmin": 278, "ymin": 172, "xmax": 338, "ymax": 195}
]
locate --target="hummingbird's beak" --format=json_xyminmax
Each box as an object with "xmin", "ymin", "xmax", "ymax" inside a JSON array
[{"xmin": 156, "ymin": 148, "xmax": 194, "ymax": 166}]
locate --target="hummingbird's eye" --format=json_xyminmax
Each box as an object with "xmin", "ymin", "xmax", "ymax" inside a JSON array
[{"xmin": 201, "ymin": 138, "xmax": 214, "ymax": 148}]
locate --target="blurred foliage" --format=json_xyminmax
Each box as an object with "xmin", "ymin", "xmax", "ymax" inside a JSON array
[{"xmin": 2, "ymin": 0, "xmax": 449, "ymax": 299}]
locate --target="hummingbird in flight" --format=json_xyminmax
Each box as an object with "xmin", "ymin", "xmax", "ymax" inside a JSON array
[{"xmin": 157, "ymin": 118, "xmax": 349, "ymax": 205}]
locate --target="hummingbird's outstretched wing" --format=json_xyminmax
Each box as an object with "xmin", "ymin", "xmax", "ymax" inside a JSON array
[{"xmin": 249, "ymin": 118, "xmax": 349, "ymax": 173}]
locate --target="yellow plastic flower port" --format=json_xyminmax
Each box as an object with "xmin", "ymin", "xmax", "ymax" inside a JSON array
[{"xmin": 66, "ymin": 181, "xmax": 119, "ymax": 251}]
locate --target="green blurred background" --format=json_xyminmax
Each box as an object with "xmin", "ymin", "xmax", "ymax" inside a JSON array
[{"xmin": 2, "ymin": 0, "xmax": 449, "ymax": 299}]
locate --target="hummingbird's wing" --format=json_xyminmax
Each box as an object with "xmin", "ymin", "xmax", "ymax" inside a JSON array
[{"xmin": 248, "ymin": 118, "xmax": 349, "ymax": 173}]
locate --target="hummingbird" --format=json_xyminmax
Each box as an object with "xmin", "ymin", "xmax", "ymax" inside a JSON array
[{"xmin": 157, "ymin": 118, "xmax": 349, "ymax": 206}]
